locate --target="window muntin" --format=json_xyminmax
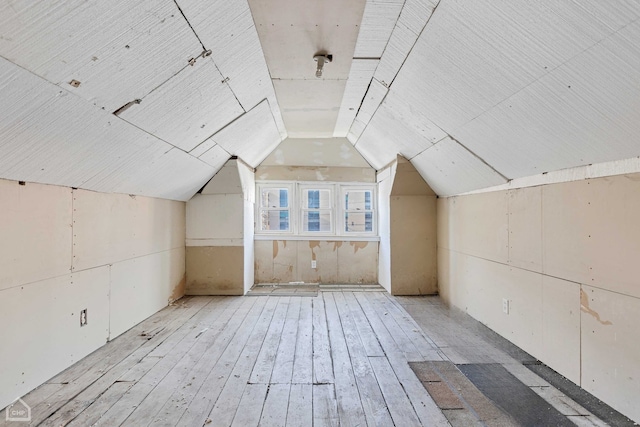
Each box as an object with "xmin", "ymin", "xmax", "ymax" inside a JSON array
[
  {"xmin": 343, "ymin": 188, "xmax": 374, "ymax": 233},
  {"xmin": 301, "ymin": 188, "xmax": 332, "ymax": 233},
  {"xmin": 258, "ymin": 186, "xmax": 291, "ymax": 232},
  {"xmin": 256, "ymin": 182, "xmax": 376, "ymax": 236}
]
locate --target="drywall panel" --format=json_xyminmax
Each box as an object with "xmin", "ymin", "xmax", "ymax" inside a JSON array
[
  {"xmin": 436, "ymin": 197, "xmax": 450, "ymax": 252},
  {"xmin": 273, "ymin": 79, "xmax": 346, "ymax": 138},
  {"xmin": 186, "ymin": 246, "xmax": 244, "ymax": 295},
  {"xmin": 256, "ymin": 166, "xmax": 375, "ymax": 183},
  {"xmin": 209, "ymin": 100, "xmax": 282, "ymax": 168},
  {"xmin": 254, "ymin": 241, "xmax": 275, "ymax": 283},
  {"xmin": 508, "ymin": 186, "xmax": 542, "ymax": 273},
  {"xmin": 447, "ymin": 191, "xmax": 509, "ymax": 264},
  {"xmin": 110, "ymin": 248, "xmax": 185, "ymax": 338},
  {"xmin": 581, "ymin": 286, "xmax": 640, "ymax": 422},
  {"xmin": 297, "ymin": 241, "xmax": 340, "ymax": 283},
  {"xmin": 0, "ymin": 180, "xmax": 72, "ymax": 291},
  {"xmin": 272, "ymin": 240, "xmax": 298, "ymax": 283},
  {"xmin": 0, "ymin": 267, "xmax": 110, "ymax": 410},
  {"xmin": 542, "ymin": 276, "xmax": 580, "ymax": 385},
  {"xmin": 119, "ymin": 58, "xmax": 244, "ymax": 152},
  {"xmin": 458, "ymin": 255, "xmax": 543, "ymax": 359},
  {"xmin": 542, "ymin": 180, "xmax": 592, "ymax": 286},
  {"xmin": 436, "ymin": 247, "xmax": 452, "ymax": 305},
  {"xmin": 244, "ymin": 198, "xmax": 255, "ymax": 293},
  {"xmin": 73, "ymin": 189, "xmax": 185, "ymax": 271},
  {"xmin": 353, "ymin": 0, "xmax": 404, "ymax": 58},
  {"xmin": 260, "ymin": 138, "xmax": 372, "ymax": 168},
  {"xmin": 176, "ymin": 0, "xmax": 286, "ymax": 135},
  {"xmin": 411, "ymin": 137, "xmax": 507, "ymax": 196},
  {"xmin": 452, "ymin": 20, "xmax": 640, "ymax": 180},
  {"xmin": 390, "ymin": 196, "xmax": 437, "ymax": 295},
  {"xmin": 353, "ymin": 78, "xmax": 388, "ymax": 126},
  {"xmin": 186, "ymin": 194, "xmax": 244, "ymax": 240},
  {"xmin": 201, "ymin": 160, "xmax": 242, "ymax": 195},
  {"xmin": 337, "ymin": 241, "xmax": 378, "ymax": 284},
  {"xmin": 373, "ymin": 0, "xmax": 438, "ymax": 87},
  {"xmin": 248, "ymin": 0, "xmax": 366, "ymax": 79},
  {"xmin": 0, "ymin": 0, "xmax": 201, "ymax": 111}
]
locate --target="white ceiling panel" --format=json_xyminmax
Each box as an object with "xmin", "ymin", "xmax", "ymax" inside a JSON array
[
  {"xmin": 353, "ymin": 0, "xmax": 404, "ymax": 59},
  {"xmin": 119, "ymin": 57, "xmax": 244, "ymax": 152},
  {"xmin": 354, "ymin": 97, "xmax": 446, "ymax": 168},
  {"xmin": 209, "ymin": 100, "xmax": 282, "ymax": 167},
  {"xmin": 333, "ymin": 59, "xmax": 379, "ymax": 137},
  {"xmin": 411, "ymin": 137, "xmax": 507, "ymax": 196},
  {"xmin": 0, "ymin": 0, "xmax": 202, "ymax": 112},
  {"xmin": 274, "ymin": 79, "xmax": 346, "ymax": 138},
  {"xmin": 373, "ymin": 0, "xmax": 438, "ymax": 87},
  {"xmin": 109, "ymin": 148, "xmax": 216, "ymax": 201},
  {"xmin": 452, "ymin": 20, "xmax": 640, "ymax": 180},
  {"xmin": 347, "ymin": 119, "xmax": 367, "ymax": 144},
  {"xmin": 176, "ymin": 0, "xmax": 287, "ymax": 137},
  {"xmin": 388, "ymin": 0, "xmax": 640, "ymax": 132},
  {"xmin": 197, "ymin": 144, "xmax": 232, "ymax": 171},
  {"xmin": 247, "ymin": 0, "xmax": 367, "ymax": 80},
  {"xmin": 261, "ymin": 138, "xmax": 371, "ymax": 168}
]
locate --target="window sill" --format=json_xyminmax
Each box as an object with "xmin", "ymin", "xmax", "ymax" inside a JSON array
[{"xmin": 254, "ymin": 234, "xmax": 380, "ymax": 242}]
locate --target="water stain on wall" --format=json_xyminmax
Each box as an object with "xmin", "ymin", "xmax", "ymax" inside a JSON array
[
  {"xmin": 273, "ymin": 240, "xmax": 279, "ymax": 259},
  {"xmin": 580, "ymin": 289, "xmax": 613, "ymax": 326},
  {"xmin": 350, "ymin": 241, "xmax": 368, "ymax": 254},
  {"xmin": 332, "ymin": 241, "xmax": 342, "ymax": 251},
  {"xmin": 309, "ymin": 241, "xmax": 321, "ymax": 261}
]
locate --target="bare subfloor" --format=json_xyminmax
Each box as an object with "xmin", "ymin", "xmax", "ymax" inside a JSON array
[{"xmin": 2, "ymin": 291, "xmax": 616, "ymax": 426}]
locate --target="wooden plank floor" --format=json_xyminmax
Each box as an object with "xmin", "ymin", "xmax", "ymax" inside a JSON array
[{"xmin": 3, "ymin": 292, "xmax": 450, "ymax": 427}]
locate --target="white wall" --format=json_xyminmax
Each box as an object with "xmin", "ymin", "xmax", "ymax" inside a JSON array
[
  {"xmin": 438, "ymin": 173, "xmax": 640, "ymax": 423},
  {"xmin": 376, "ymin": 161, "xmax": 396, "ymax": 292},
  {"xmin": 0, "ymin": 178, "xmax": 185, "ymax": 410}
]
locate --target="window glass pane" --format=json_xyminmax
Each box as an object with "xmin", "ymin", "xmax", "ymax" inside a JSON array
[
  {"xmin": 303, "ymin": 211, "xmax": 331, "ymax": 232},
  {"xmin": 344, "ymin": 212, "xmax": 373, "ymax": 232},
  {"xmin": 303, "ymin": 189, "xmax": 331, "ymax": 209},
  {"xmin": 260, "ymin": 210, "xmax": 289, "ymax": 231},
  {"xmin": 344, "ymin": 190, "xmax": 372, "ymax": 211},
  {"xmin": 261, "ymin": 188, "xmax": 288, "ymax": 208}
]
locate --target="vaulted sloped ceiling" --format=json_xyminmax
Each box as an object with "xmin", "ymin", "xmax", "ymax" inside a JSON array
[{"xmin": 1, "ymin": 0, "xmax": 639, "ymax": 200}]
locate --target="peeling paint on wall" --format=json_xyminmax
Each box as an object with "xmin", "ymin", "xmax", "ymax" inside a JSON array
[
  {"xmin": 580, "ymin": 289, "xmax": 613, "ymax": 326},
  {"xmin": 332, "ymin": 241, "xmax": 343, "ymax": 251}
]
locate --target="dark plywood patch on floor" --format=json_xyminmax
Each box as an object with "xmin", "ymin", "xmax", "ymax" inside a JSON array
[
  {"xmin": 411, "ymin": 361, "xmax": 518, "ymax": 426},
  {"xmin": 525, "ymin": 362, "xmax": 637, "ymax": 427},
  {"xmin": 458, "ymin": 364, "xmax": 575, "ymax": 427}
]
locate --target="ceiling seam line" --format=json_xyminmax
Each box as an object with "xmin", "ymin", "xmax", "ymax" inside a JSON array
[
  {"xmin": 407, "ymin": 135, "xmax": 450, "ymax": 161},
  {"xmin": 351, "ymin": 78, "xmax": 389, "ymax": 148},
  {"xmin": 447, "ymin": 135, "xmax": 510, "ymax": 182},
  {"xmin": 385, "ymin": 0, "xmax": 444, "ymax": 89},
  {"xmin": 172, "ymin": 0, "xmax": 207, "ymax": 51}
]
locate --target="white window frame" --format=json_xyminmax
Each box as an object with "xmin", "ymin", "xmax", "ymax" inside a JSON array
[
  {"xmin": 340, "ymin": 185, "xmax": 377, "ymax": 236},
  {"xmin": 255, "ymin": 181, "xmax": 377, "ymax": 239},
  {"xmin": 256, "ymin": 183, "xmax": 294, "ymax": 234}
]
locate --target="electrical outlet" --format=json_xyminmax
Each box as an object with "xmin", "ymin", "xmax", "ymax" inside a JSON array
[
  {"xmin": 502, "ymin": 298, "xmax": 510, "ymax": 315},
  {"xmin": 311, "ymin": 260, "xmax": 317, "ymax": 269},
  {"xmin": 80, "ymin": 309, "xmax": 88, "ymax": 326}
]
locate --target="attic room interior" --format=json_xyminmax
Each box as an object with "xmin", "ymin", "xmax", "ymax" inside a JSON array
[{"xmin": 1, "ymin": 0, "xmax": 639, "ymax": 426}]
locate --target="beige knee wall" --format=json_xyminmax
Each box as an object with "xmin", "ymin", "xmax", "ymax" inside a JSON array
[{"xmin": 437, "ymin": 173, "xmax": 640, "ymax": 422}]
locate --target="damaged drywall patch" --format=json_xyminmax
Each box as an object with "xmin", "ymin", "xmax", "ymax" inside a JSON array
[
  {"xmin": 350, "ymin": 241, "xmax": 368, "ymax": 254},
  {"xmin": 580, "ymin": 289, "xmax": 612, "ymax": 326}
]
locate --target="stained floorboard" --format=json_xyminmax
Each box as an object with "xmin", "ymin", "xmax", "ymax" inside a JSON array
[{"xmin": 2, "ymin": 293, "xmax": 618, "ymax": 427}]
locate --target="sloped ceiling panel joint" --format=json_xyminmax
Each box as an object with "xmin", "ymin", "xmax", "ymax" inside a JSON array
[
  {"xmin": 347, "ymin": 77, "xmax": 389, "ymax": 142},
  {"xmin": 117, "ymin": 56, "xmax": 245, "ymax": 153},
  {"xmin": 353, "ymin": 0, "xmax": 405, "ymax": 59},
  {"xmin": 373, "ymin": 0, "xmax": 440, "ymax": 88},
  {"xmin": 333, "ymin": 59, "xmax": 379, "ymax": 137},
  {"xmin": 410, "ymin": 136, "xmax": 508, "ymax": 196},
  {"xmin": 175, "ymin": 0, "xmax": 287, "ymax": 138}
]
